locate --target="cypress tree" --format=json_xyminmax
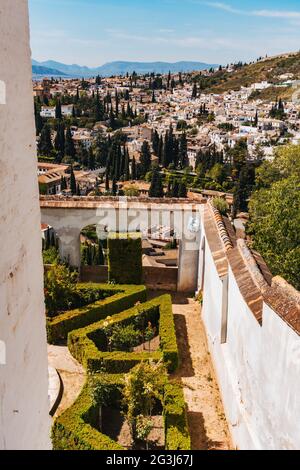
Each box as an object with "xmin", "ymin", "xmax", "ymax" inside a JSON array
[
  {"xmin": 55, "ymin": 99, "xmax": 62, "ymax": 120},
  {"xmin": 65, "ymin": 126, "xmax": 75, "ymax": 159},
  {"xmin": 149, "ymin": 167, "xmax": 164, "ymax": 198},
  {"xmin": 192, "ymin": 82, "xmax": 198, "ymax": 99},
  {"xmin": 34, "ymin": 101, "xmax": 43, "ymax": 136},
  {"xmin": 70, "ymin": 166, "xmax": 77, "ymax": 195},
  {"xmin": 124, "ymin": 149, "xmax": 130, "ymax": 180},
  {"xmin": 179, "ymin": 132, "xmax": 188, "ymax": 168},
  {"xmin": 152, "ymin": 90, "xmax": 156, "ymax": 103},
  {"xmin": 105, "ymin": 172, "xmax": 110, "ymax": 192},
  {"xmin": 131, "ymin": 156, "xmax": 137, "ymax": 180},
  {"xmin": 54, "ymin": 122, "xmax": 65, "ymax": 156},
  {"xmin": 172, "ymin": 180, "xmax": 179, "ymax": 198},
  {"xmin": 178, "ymin": 182, "xmax": 187, "ymax": 198},
  {"xmin": 38, "ymin": 123, "xmax": 53, "ymax": 156},
  {"xmin": 140, "ymin": 141, "xmax": 152, "ymax": 177},
  {"xmin": 88, "ymin": 147, "xmax": 95, "ymax": 170},
  {"xmin": 167, "ymin": 71, "xmax": 171, "ymax": 89},
  {"xmin": 151, "ymin": 130, "xmax": 160, "ymax": 156},
  {"xmin": 98, "ymin": 241, "xmax": 105, "ymax": 265},
  {"xmin": 158, "ymin": 136, "xmax": 163, "ymax": 164},
  {"xmin": 112, "ymin": 178, "xmax": 117, "ymax": 196}
]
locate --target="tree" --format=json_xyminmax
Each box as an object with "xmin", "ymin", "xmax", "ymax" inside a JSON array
[
  {"xmin": 122, "ymin": 361, "xmax": 167, "ymax": 444},
  {"xmin": 152, "ymin": 90, "xmax": 156, "ymax": 103},
  {"xmin": 55, "ymin": 99, "xmax": 62, "ymax": 120},
  {"xmin": 105, "ymin": 171, "xmax": 110, "ymax": 192},
  {"xmin": 70, "ymin": 166, "xmax": 77, "ymax": 195},
  {"xmin": 54, "ymin": 122, "xmax": 65, "ymax": 157},
  {"xmin": 112, "ymin": 177, "xmax": 117, "ymax": 196},
  {"xmin": 98, "ymin": 241, "xmax": 105, "ymax": 265},
  {"xmin": 44, "ymin": 264, "xmax": 77, "ymax": 316},
  {"xmin": 247, "ymin": 176, "xmax": 300, "ymax": 290},
  {"xmin": 88, "ymin": 147, "xmax": 95, "ymax": 170},
  {"xmin": 233, "ymin": 164, "xmax": 255, "ymax": 214},
  {"xmin": 209, "ymin": 163, "xmax": 226, "ymax": 185},
  {"xmin": 192, "ymin": 82, "xmax": 198, "ymax": 99},
  {"xmin": 34, "ymin": 101, "xmax": 43, "ymax": 135},
  {"xmin": 149, "ymin": 167, "xmax": 164, "ymax": 198},
  {"xmin": 65, "ymin": 126, "xmax": 75, "ymax": 159},
  {"xmin": 38, "ymin": 123, "xmax": 53, "ymax": 156},
  {"xmin": 178, "ymin": 182, "xmax": 187, "ymax": 198},
  {"xmin": 178, "ymin": 132, "xmax": 188, "ymax": 168},
  {"xmin": 131, "ymin": 156, "xmax": 137, "ymax": 180},
  {"xmin": 140, "ymin": 141, "xmax": 152, "ymax": 177}
]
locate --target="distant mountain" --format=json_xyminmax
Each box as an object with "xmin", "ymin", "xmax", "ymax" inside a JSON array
[
  {"xmin": 32, "ymin": 60, "xmax": 219, "ymax": 77},
  {"xmin": 32, "ymin": 65, "xmax": 67, "ymax": 76}
]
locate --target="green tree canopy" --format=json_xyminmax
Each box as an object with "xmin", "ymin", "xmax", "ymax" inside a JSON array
[{"xmin": 247, "ymin": 176, "xmax": 300, "ymax": 290}]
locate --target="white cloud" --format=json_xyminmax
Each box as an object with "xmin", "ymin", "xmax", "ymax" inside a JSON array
[{"xmin": 206, "ymin": 2, "xmax": 300, "ymax": 20}]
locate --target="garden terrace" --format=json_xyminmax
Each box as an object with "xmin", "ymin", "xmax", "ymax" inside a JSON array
[
  {"xmin": 52, "ymin": 373, "xmax": 190, "ymax": 451},
  {"xmin": 51, "ymin": 291, "xmax": 190, "ymax": 450},
  {"xmin": 68, "ymin": 295, "xmax": 178, "ymax": 373},
  {"xmin": 47, "ymin": 284, "xmax": 147, "ymax": 344}
]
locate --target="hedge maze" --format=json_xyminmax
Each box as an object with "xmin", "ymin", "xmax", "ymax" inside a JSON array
[{"xmin": 50, "ymin": 283, "xmax": 191, "ymax": 450}]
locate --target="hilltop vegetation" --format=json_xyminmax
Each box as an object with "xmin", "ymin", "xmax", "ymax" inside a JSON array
[{"xmin": 194, "ymin": 52, "xmax": 300, "ymax": 99}]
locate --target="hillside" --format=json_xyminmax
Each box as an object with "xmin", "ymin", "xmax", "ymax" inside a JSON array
[
  {"xmin": 32, "ymin": 59, "xmax": 218, "ymax": 77},
  {"xmin": 32, "ymin": 65, "xmax": 67, "ymax": 76},
  {"xmin": 196, "ymin": 52, "xmax": 300, "ymax": 100}
]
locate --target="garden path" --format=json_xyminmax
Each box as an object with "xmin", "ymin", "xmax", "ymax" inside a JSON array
[
  {"xmin": 148, "ymin": 291, "xmax": 232, "ymax": 451},
  {"xmin": 48, "ymin": 344, "xmax": 85, "ymax": 419},
  {"xmin": 170, "ymin": 293, "xmax": 232, "ymax": 450}
]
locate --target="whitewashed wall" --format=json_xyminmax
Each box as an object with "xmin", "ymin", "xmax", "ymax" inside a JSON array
[
  {"xmin": 0, "ymin": 0, "xmax": 51, "ymax": 449},
  {"xmin": 201, "ymin": 223, "xmax": 300, "ymax": 450}
]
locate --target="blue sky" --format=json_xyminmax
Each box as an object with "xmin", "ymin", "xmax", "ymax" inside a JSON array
[{"xmin": 29, "ymin": 0, "xmax": 300, "ymax": 66}]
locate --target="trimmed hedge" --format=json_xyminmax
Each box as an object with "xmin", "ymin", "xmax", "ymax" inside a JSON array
[
  {"xmin": 52, "ymin": 374, "xmax": 191, "ymax": 451},
  {"xmin": 164, "ymin": 383, "xmax": 191, "ymax": 451},
  {"xmin": 47, "ymin": 284, "xmax": 147, "ymax": 344},
  {"xmin": 51, "ymin": 287, "xmax": 191, "ymax": 450},
  {"xmin": 52, "ymin": 374, "xmax": 125, "ymax": 451},
  {"xmin": 68, "ymin": 294, "xmax": 178, "ymax": 373},
  {"xmin": 108, "ymin": 233, "xmax": 142, "ymax": 285}
]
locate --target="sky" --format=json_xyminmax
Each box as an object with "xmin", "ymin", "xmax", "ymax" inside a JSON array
[{"xmin": 29, "ymin": 0, "xmax": 300, "ymax": 67}]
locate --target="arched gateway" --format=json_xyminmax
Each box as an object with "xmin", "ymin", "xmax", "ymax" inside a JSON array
[{"xmin": 40, "ymin": 196, "xmax": 204, "ymax": 292}]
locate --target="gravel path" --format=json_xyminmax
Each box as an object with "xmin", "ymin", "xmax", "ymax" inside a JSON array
[{"xmin": 170, "ymin": 293, "xmax": 232, "ymax": 450}]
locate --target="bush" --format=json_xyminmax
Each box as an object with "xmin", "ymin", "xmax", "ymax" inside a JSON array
[
  {"xmin": 108, "ymin": 233, "xmax": 142, "ymax": 284},
  {"xmin": 211, "ymin": 197, "xmax": 229, "ymax": 215},
  {"xmin": 164, "ymin": 383, "xmax": 191, "ymax": 450},
  {"xmin": 44, "ymin": 264, "xmax": 78, "ymax": 317},
  {"xmin": 47, "ymin": 284, "xmax": 147, "ymax": 344}
]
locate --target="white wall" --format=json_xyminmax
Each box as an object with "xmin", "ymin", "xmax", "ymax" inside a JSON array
[
  {"xmin": 0, "ymin": 0, "xmax": 51, "ymax": 450},
  {"xmin": 201, "ymin": 229, "xmax": 300, "ymax": 450}
]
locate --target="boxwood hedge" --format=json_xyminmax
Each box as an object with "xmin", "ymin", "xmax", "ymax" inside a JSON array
[
  {"xmin": 47, "ymin": 284, "xmax": 147, "ymax": 344},
  {"xmin": 68, "ymin": 294, "xmax": 178, "ymax": 373},
  {"xmin": 51, "ymin": 286, "xmax": 191, "ymax": 451},
  {"xmin": 164, "ymin": 382, "xmax": 191, "ymax": 450},
  {"xmin": 52, "ymin": 374, "xmax": 191, "ymax": 451},
  {"xmin": 52, "ymin": 374, "xmax": 125, "ymax": 451},
  {"xmin": 108, "ymin": 233, "xmax": 142, "ymax": 285}
]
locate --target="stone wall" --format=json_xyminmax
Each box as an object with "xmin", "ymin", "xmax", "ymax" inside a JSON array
[
  {"xmin": 80, "ymin": 265, "xmax": 178, "ymax": 291},
  {"xmin": 0, "ymin": 0, "xmax": 51, "ymax": 449}
]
